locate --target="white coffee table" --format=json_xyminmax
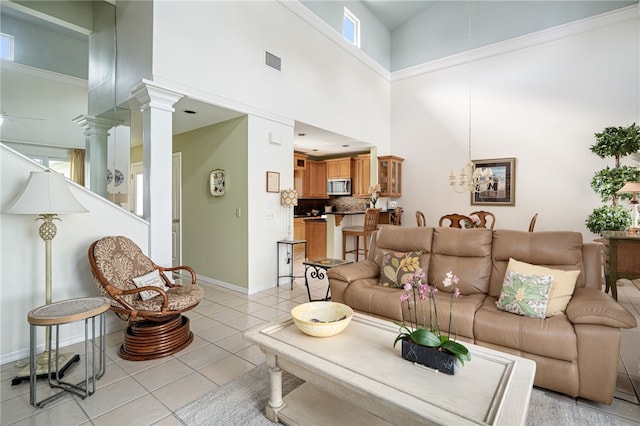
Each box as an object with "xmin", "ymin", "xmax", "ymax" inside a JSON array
[{"xmin": 244, "ymin": 313, "xmax": 536, "ymax": 426}]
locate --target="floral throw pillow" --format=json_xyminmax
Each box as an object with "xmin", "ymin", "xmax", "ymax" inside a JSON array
[
  {"xmin": 496, "ymin": 271, "xmax": 552, "ymax": 319},
  {"xmin": 379, "ymin": 251, "xmax": 421, "ymax": 288}
]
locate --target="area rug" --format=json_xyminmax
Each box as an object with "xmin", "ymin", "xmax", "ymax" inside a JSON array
[{"xmin": 175, "ymin": 364, "xmax": 638, "ymax": 425}]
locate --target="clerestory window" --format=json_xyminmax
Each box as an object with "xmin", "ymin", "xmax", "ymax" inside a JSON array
[
  {"xmin": 1, "ymin": 33, "xmax": 14, "ymax": 60},
  {"xmin": 343, "ymin": 7, "xmax": 360, "ymax": 48}
]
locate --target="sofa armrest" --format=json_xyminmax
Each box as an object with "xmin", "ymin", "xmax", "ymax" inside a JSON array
[
  {"xmin": 566, "ymin": 287, "xmax": 637, "ymax": 328},
  {"xmin": 327, "ymin": 260, "xmax": 379, "ymax": 284}
]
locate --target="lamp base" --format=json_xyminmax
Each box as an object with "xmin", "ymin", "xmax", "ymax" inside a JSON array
[{"xmin": 11, "ymin": 351, "xmax": 79, "ymax": 385}]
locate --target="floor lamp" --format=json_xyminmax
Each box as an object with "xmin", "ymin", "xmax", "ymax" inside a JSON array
[{"xmin": 3, "ymin": 170, "xmax": 88, "ymax": 383}]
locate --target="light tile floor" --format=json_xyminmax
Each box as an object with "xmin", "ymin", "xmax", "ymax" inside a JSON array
[{"xmin": 1, "ymin": 262, "xmax": 639, "ymax": 425}]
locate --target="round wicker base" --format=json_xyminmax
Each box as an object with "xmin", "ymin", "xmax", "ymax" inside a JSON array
[{"xmin": 119, "ymin": 315, "xmax": 193, "ymax": 361}]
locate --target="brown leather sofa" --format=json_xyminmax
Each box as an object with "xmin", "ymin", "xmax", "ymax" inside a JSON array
[{"xmin": 327, "ymin": 226, "xmax": 637, "ymax": 404}]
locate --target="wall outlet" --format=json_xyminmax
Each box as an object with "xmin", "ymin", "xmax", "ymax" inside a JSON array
[
  {"xmin": 235, "ymin": 208, "xmax": 241, "ymax": 218},
  {"xmin": 266, "ymin": 210, "xmax": 275, "ymax": 220}
]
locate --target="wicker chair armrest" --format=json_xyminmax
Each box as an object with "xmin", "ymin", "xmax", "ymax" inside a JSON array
[
  {"xmin": 156, "ymin": 264, "xmax": 197, "ymax": 284},
  {"xmin": 119, "ymin": 287, "xmax": 169, "ymax": 309}
]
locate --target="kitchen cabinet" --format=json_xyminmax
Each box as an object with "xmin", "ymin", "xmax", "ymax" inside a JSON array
[
  {"xmin": 326, "ymin": 158, "xmax": 353, "ymax": 179},
  {"xmin": 304, "ymin": 160, "xmax": 328, "ymax": 199},
  {"xmin": 352, "ymin": 154, "xmax": 371, "ymax": 198},
  {"xmin": 305, "ymin": 220, "xmax": 327, "ymax": 260},
  {"xmin": 294, "ymin": 217, "xmax": 305, "ymax": 240},
  {"xmin": 294, "ymin": 153, "xmax": 307, "ymax": 197},
  {"xmin": 378, "ymin": 155, "xmax": 404, "ymax": 198}
]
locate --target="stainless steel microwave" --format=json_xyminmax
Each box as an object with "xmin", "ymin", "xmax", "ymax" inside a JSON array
[{"xmin": 327, "ymin": 178, "xmax": 351, "ymax": 195}]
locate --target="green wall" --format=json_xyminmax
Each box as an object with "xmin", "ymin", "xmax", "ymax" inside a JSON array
[
  {"xmin": 173, "ymin": 116, "xmax": 249, "ymax": 289},
  {"xmin": 130, "ymin": 144, "xmax": 142, "ymax": 163}
]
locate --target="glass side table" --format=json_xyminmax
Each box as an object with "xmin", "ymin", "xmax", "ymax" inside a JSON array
[
  {"xmin": 277, "ymin": 239, "xmax": 307, "ymax": 290},
  {"xmin": 303, "ymin": 258, "xmax": 353, "ymax": 301}
]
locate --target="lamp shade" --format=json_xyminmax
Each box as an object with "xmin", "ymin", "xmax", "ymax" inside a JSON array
[
  {"xmin": 280, "ymin": 189, "xmax": 298, "ymax": 207},
  {"xmin": 617, "ymin": 182, "xmax": 640, "ymax": 195},
  {"xmin": 3, "ymin": 170, "xmax": 88, "ymax": 215}
]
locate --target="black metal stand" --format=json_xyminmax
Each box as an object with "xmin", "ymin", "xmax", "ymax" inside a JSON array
[{"xmin": 277, "ymin": 239, "xmax": 306, "ymax": 290}]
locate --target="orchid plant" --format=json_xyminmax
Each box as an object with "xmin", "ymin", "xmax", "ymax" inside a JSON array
[
  {"xmin": 393, "ymin": 269, "xmax": 471, "ymax": 365},
  {"xmin": 464, "ymin": 214, "xmax": 481, "ymax": 228}
]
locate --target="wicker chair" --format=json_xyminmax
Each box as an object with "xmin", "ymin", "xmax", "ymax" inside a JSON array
[{"xmin": 88, "ymin": 236, "xmax": 204, "ymax": 360}]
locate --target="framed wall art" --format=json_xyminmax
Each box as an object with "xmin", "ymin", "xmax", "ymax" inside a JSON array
[
  {"xmin": 266, "ymin": 171, "xmax": 280, "ymax": 193},
  {"xmin": 209, "ymin": 169, "xmax": 225, "ymax": 197},
  {"xmin": 470, "ymin": 158, "xmax": 516, "ymax": 206}
]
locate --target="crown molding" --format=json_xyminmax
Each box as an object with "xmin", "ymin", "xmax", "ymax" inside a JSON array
[
  {"xmin": 1, "ymin": 60, "xmax": 87, "ymax": 87},
  {"xmin": 391, "ymin": 4, "xmax": 639, "ymax": 82}
]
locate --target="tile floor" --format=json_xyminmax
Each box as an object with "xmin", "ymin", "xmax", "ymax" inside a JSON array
[{"xmin": 1, "ymin": 262, "xmax": 639, "ymax": 425}]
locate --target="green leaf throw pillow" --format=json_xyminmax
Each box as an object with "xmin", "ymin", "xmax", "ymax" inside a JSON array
[
  {"xmin": 379, "ymin": 251, "xmax": 421, "ymax": 288},
  {"xmin": 496, "ymin": 271, "xmax": 552, "ymax": 319}
]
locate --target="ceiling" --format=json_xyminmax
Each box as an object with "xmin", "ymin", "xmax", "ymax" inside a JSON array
[{"xmin": 362, "ymin": 0, "xmax": 436, "ymax": 30}]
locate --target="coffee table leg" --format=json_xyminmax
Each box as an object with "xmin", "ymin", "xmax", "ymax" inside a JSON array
[{"xmin": 265, "ymin": 354, "xmax": 284, "ymax": 421}]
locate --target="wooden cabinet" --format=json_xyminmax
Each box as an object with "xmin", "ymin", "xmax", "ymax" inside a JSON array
[
  {"xmin": 378, "ymin": 155, "xmax": 404, "ymax": 198},
  {"xmin": 352, "ymin": 154, "xmax": 371, "ymax": 198},
  {"xmin": 305, "ymin": 220, "xmax": 327, "ymax": 260},
  {"xmin": 305, "ymin": 160, "xmax": 328, "ymax": 198},
  {"xmin": 294, "ymin": 217, "xmax": 305, "ymax": 240},
  {"xmin": 326, "ymin": 158, "xmax": 352, "ymax": 179},
  {"xmin": 294, "ymin": 153, "xmax": 307, "ymax": 197}
]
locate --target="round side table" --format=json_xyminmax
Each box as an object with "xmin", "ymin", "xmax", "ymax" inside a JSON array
[{"xmin": 27, "ymin": 297, "xmax": 110, "ymax": 408}]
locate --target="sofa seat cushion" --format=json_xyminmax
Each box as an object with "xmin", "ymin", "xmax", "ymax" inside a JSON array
[
  {"xmin": 401, "ymin": 292, "xmax": 486, "ymax": 340},
  {"xmin": 343, "ymin": 278, "xmax": 404, "ymax": 322},
  {"xmin": 475, "ymin": 296, "xmax": 578, "ymax": 362}
]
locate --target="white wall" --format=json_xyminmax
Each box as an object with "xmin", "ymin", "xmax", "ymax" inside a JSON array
[
  {"xmin": 247, "ymin": 115, "xmax": 296, "ymax": 294},
  {"xmin": 391, "ymin": 10, "xmax": 639, "ymax": 239},
  {"xmin": 0, "ymin": 145, "xmax": 149, "ymax": 364},
  {"xmin": 150, "ymin": 0, "xmax": 390, "ymax": 152}
]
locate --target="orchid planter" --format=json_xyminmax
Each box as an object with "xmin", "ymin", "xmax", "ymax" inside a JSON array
[{"xmin": 401, "ymin": 340, "xmax": 459, "ymax": 375}]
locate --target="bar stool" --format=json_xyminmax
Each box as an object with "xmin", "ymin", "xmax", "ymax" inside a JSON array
[{"xmin": 342, "ymin": 208, "xmax": 380, "ymax": 261}]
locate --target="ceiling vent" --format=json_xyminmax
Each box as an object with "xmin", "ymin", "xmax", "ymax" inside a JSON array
[{"xmin": 265, "ymin": 51, "xmax": 281, "ymax": 71}]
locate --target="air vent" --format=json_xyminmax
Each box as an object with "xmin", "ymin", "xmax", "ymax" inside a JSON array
[{"xmin": 265, "ymin": 51, "xmax": 281, "ymax": 71}]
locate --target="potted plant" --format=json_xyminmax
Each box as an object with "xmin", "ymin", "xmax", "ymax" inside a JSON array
[
  {"xmin": 393, "ymin": 269, "xmax": 471, "ymax": 374},
  {"xmin": 586, "ymin": 123, "xmax": 640, "ymax": 234}
]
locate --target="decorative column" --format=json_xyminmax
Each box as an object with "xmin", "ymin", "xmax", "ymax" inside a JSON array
[
  {"xmin": 132, "ymin": 81, "xmax": 183, "ymax": 266},
  {"xmin": 73, "ymin": 115, "xmax": 114, "ymax": 197}
]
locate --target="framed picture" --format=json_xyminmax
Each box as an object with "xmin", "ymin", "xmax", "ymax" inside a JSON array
[
  {"xmin": 470, "ymin": 158, "xmax": 516, "ymax": 206},
  {"xmin": 266, "ymin": 171, "xmax": 280, "ymax": 193},
  {"xmin": 209, "ymin": 169, "xmax": 225, "ymax": 197}
]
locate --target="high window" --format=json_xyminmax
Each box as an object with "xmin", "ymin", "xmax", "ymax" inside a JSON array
[
  {"xmin": 1, "ymin": 33, "xmax": 14, "ymax": 60},
  {"xmin": 343, "ymin": 7, "xmax": 360, "ymax": 47}
]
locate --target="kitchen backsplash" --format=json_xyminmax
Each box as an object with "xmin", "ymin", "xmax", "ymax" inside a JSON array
[{"xmin": 295, "ymin": 197, "xmax": 384, "ymax": 215}]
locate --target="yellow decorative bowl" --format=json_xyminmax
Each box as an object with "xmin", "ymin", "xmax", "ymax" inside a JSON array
[{"xmin": 291, "ymin": 302, "xmax": 354, "ymax": 337}]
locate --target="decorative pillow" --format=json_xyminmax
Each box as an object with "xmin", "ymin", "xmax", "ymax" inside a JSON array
[
  {"xmin": 506, "ymin": 258, "xmax": 580, "ymax": 317},
  {"xmin": 132, "ymin": 269, "xmax": 167, "ymax": 301},
  {"xmin": 379, "ymin": 251, "xmax": 421, "ymax": 288},
  {"xmin": 496, "ymin": 271, "xmax": 552, "ymax": 319}
]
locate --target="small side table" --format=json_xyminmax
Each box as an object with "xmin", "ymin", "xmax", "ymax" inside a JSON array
[
  {"xmin": 600, "ymin": 231, "xmax": 640, "ymax": 300},
  {"xmin": 303, "ymin": 258, "xmax": 353, "ymax": 301},
  {"xmin": 27, "ymin": 297, "xmax": 110, "ymax": 408},
  {"xmin": 277, "ymin": 239, "xmax": 307, "ymax": 290}
]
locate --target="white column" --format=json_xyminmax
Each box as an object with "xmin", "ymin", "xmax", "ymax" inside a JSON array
[
  {"xmin": 132, "ymin": 82, "xmax": 183, "ymax": 266},
  {"xmin": 73, "ymin": 115, "xmax": 113, "ymax": 197}
]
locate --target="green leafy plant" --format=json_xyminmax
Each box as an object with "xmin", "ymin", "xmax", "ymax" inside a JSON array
[
  {"xmin": 586, "ymin": 124, "xmax": 640, "ymax": 234},
  {"xmin": 585, "ymin": 206, "xmax": 631, "ymax": 235},
  {"xmin": 393, "ymin": 269, "xmax": 471, "ymax": 365}
]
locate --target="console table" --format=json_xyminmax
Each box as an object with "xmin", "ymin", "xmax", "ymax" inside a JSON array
[{"xmin": 600, "ymin": 231, "xmax": 640, "ymax": 300}]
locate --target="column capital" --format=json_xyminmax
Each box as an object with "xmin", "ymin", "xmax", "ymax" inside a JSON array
[
  {"xmin": 72, "ymin": 115, "xmax": 114, "ymax": 135},
  {"xmin": 131, "ymin": 80, "xmax": 183, "ymax": 113}
]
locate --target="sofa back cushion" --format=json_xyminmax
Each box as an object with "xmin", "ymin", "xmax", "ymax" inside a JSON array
[
  {"xmin": 371, "ymin": 226, "xmax": 434, "ymax": 279},
  {"xmin": 429, "ymin": 227, "xmax": 493, "ymax": 295},
  {"xmin": 490, "ymin": 230, "xmax": 585, "ymax": 298}
]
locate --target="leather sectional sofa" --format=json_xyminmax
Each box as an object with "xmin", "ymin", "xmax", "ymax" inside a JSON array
[{"xmin": 327, "ymin": 226, "xmax": 637, "ymax": 404}]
